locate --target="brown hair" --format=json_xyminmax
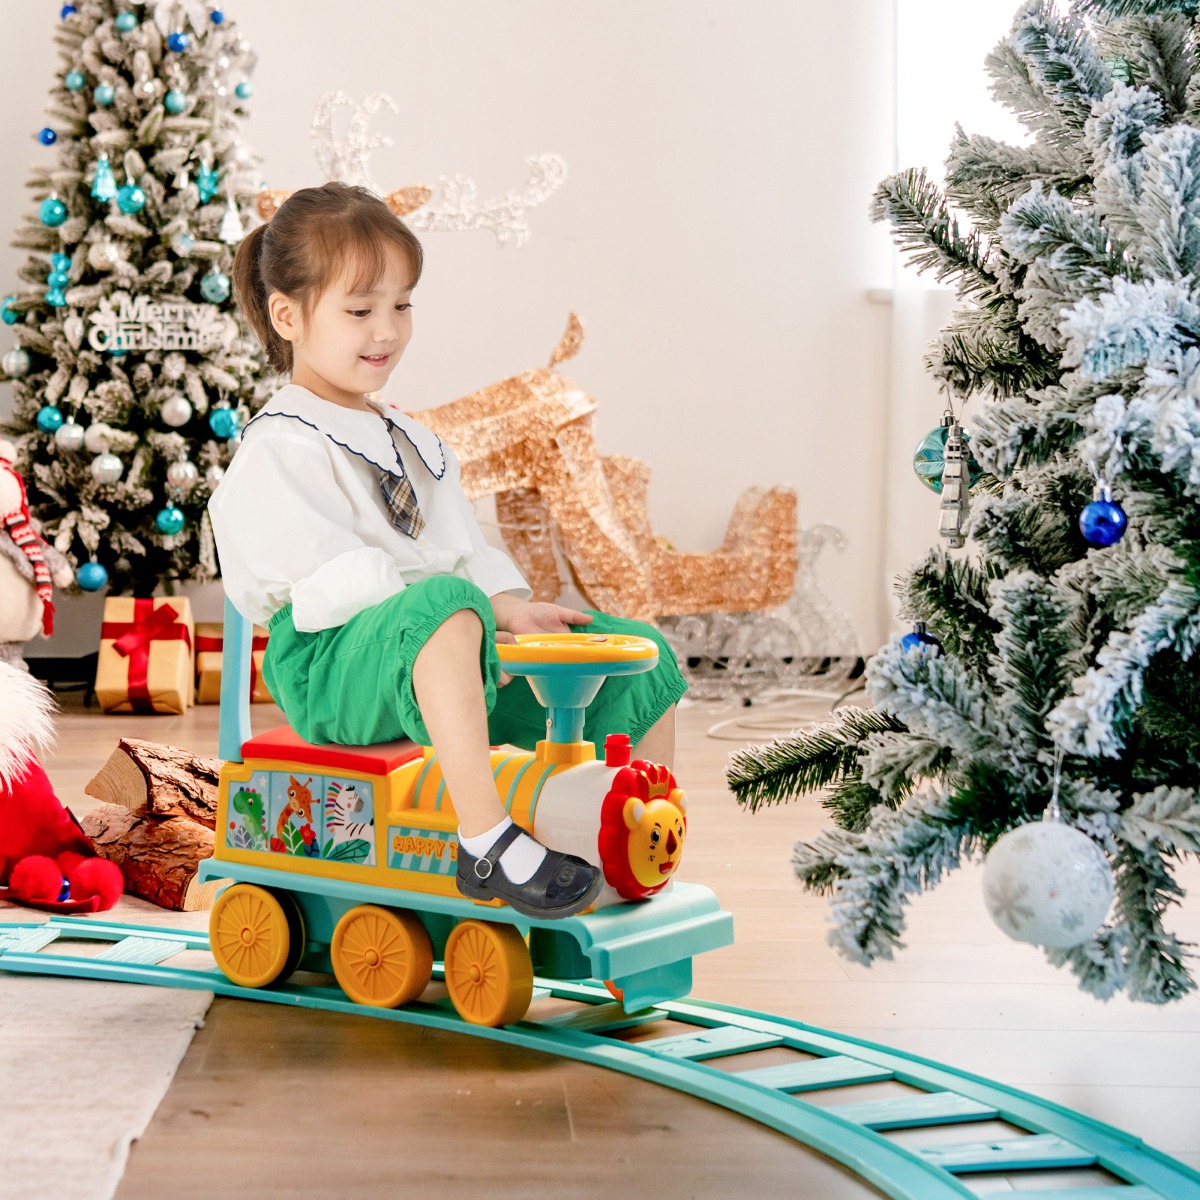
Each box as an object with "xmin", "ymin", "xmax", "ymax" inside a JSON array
[{"xmin": 232, "ymin": 181, "xmax": 424, "ymax": 374}]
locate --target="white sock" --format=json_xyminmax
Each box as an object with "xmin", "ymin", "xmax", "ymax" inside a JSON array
[{"xmin": 458, "ymin": 816, "xmax": 547, "ymax": 885}]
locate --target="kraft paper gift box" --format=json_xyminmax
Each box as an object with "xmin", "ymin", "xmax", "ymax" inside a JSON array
[
  {"xmin": 95, "ymin": 596, "xmax": 195, "ymax": 715},
  {"xmin": 194, "ymin": 621, "xmax": 273, "ymax": 704}
]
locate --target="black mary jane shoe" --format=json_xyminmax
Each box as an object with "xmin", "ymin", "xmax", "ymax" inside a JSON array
[{"xmin": 456, "ymin": 823, "xmax": 604, "ymax": 919}]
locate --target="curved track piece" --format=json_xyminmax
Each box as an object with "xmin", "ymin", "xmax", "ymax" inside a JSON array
[{"xmin": 1, "ymin": 918, "xmax": 1196, "ymax": 1200}]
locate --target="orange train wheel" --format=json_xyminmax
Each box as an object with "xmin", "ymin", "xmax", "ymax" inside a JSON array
[
  {"xmin": 443, "ymin": 919, "xmax": 534, "ymax": 1027},
  {"xmin": 330, "ymin": 905, "xmax": 434, "ymax": 1008},
  {"xmin": 210, "ymin": 883, "xmax": 296, "ymax": 989}
]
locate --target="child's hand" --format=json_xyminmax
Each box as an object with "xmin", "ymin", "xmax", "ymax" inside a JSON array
[
  {"xmin": 495, "ymin": 631, "xmax": 516, "ymax": 687},
  {"xmin": 505, "ymin": 601, "xmax": 593, "ymax": 636}
]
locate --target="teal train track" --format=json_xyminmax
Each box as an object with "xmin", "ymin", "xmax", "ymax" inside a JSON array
[{"xmin": 1, "ymin": 916, "xmax": 1196, "ymax": 1200}]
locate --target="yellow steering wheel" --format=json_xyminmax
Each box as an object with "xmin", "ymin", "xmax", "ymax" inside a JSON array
[{"xmin": 496, "ymin": 632, "xmax": 659, "ymax": 666}]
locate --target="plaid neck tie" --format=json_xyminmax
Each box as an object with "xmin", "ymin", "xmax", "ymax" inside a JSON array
[{"xmin": 380, "ymin": 469, "xmax": 425, "ymax": 539}]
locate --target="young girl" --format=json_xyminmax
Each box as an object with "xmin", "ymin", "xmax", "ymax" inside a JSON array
[{"xmin": 210, "ymin": 182, "xmax": 687, "ymax": 920}]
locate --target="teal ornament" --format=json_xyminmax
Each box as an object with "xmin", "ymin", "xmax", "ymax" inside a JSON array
[
  {"xmin": 94, "ymin": 83, "xmax": 115, "ymax": 106},
  {"xmin": 170, "ymin": 229, "xmax": 194, "ymax": 256},
  {"xmin": 235, "ymin": 81, "xmax": 253, "ymax": 100},
  {"xmin": 196, "ymin": 162, "xmax": 219, "ymax": 203},
  {"xmin": 164, "ymin": 89, "xmax": 187, "ymax": 113},
  {"xmin": 76, "ymin": 561, "xmax": 108, "ymax": 591},
  {"xmin": 39, "ymin": 196, "xmax": 67, "ymax": 227},
  {"xmin": 65, "ymin": 70, "xmax": 85, "ymax": 91},
  {"xmin": 200, "ymin": 269, "xmax": 231, "ymax": 303},
  {"xmin": 117, "ymin": 184, "xmax": 146, "ymax": 214},
  {"xmin": 167, "ymin": 31, "xmax": 189, "ymax": 52},
  {"xmin": 47, "ymin": 270, "xmax": 70, "ymax": 289},
  {"xmin": 37, "ymin": 405, "xmax": 64, "ymax": 433},
  {"xmin": 38, "ymin": 128, "xmax": 57, "ymax": 146},
  {"xmin": 1, "ymin": 296, "xmax": 18, "ymax": 326},
  {"xmin": 1105, "ymin": 55, "xmax": 1133, "ymax": 84},
  {"xmin": 3, "ymin": 347, "xmax": 30, "ymax": 378},
  {"xmin": 50, "ymin": 253, "xmax": 71, "ymax": 271},
  {"xmin": 208, "ymin": 404, "xmax": 239, "ymax": 438},
  {"xmin": 115, "ymin": 11, "xmax": 137, "ymax": 31},
  {"xmin": 156, "ymin": 504, "xmax": 186, "ymax": 535},
  {"xmin": 91, "ymin": 154, "xmax": 118, "ymax": 202},
  {"xmin": 45, "ymin": 288, "xmax": 67, "ymax": 308},
  {"xmin": 913, "ymin": 421, "xmax": 984, "ymax": 494}
]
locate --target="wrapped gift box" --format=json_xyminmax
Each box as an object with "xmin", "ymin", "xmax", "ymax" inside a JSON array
[
  {"xmin": 195, "ymin": 621, "xmax": 273, "ymax": 704},
  {"xmin": 96, "ymin": 597, "xmax": 195, "ymax": 715}
]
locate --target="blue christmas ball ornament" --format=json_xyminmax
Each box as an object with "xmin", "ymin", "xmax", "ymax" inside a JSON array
[
  {"xmin": 94, "ymin": 83, "xmax": 115, "ymax": 106},
  {"xmin": 210, "ymin": 8, "xmax": 225, "ymax": 23},
  {"xmin": 156, "ymin": 504, "xmax": 186, "ymax": 535},
  {"xmin": 1080, "ymin": 496, "xmax": 1128, "ymax": 547},
  {"xmin": 39, "ymin": 196, "xmax": 67, "ymax": 227},
  {"xmin": 2, "ymin": 296, "xmax": 18, "ymax": 326},
  {"xmin": 208, "ymin": 405, "xmax": 239, "ymax": 439},
  {"xmin": 164, "ymin": 89, "xmax": 187, "ymax": 113},
  {"xmin": 61, "ymin": 4, "xmax": 77, "ymax": 19},
  {"xmin": 37, "ymin": 405, "xmax": 64, "ymax": 434},
  {"xmin": 235, "ymin": 80, "xmax": 253, "ymax": 100},
  {"xmin": 38, "ymin": 127, "xmax": 57, "ymax": 146},
  {"xmin": 77, "ymin": 561, "xmax": 108, "ymax": 592},
  {"xmin": 115, "ymin": 11, "xmax": 137, "ymax": 31},
  {"xmin": 200, "ymin": 269, "xmax": 231, "ymax": 303},
  {"xmin": 900, "ymin": 622, "xmax": 944, "ymax": 656},
  {"xmin": 167, "ymin": 31, "xmax": 189, "ymax": 52},
  {"xmin": 65, "ymin": 70, "xmax": 85, "ymax": 91},
  {"xmin": 117, "ymin": 184, "xmax": 146, "ymax": 214}
]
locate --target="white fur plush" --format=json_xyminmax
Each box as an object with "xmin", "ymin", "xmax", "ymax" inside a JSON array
[{"xmin": 0, "ymin": 659, "xmax": 57, "ymax": 787}]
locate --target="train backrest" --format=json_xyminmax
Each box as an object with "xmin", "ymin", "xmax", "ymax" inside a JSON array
[{"xmin": 218, "ymin": 595, "xmax": 255, "ymax": 764}]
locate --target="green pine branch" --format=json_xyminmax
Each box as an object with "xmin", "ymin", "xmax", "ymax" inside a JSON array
[{"xmin": 897, "ymin": 549, "xmax": 1005, "ymax": 666}]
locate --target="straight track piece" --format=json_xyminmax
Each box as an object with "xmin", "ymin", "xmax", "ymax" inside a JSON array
[
  {"xmin": 915, "ymin": 1133, "xmax": 1096, "ymax": 1172},
  {"xmin": 735, "ymin": 1054, "xmax": 893, "ymax": 1092},
  {"xmin": 827, "ymin": 1091, "xmax": 997, "ymax": 1130}
]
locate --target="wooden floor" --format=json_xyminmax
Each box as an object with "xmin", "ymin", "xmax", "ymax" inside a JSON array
[{"xmin": 34, "ymin": 685, "xmax": 1200, "ymax": 1198}]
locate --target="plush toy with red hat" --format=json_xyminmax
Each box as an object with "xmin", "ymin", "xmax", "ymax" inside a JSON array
[{"xmin": 0, "ymin": 659, "xmax": 123, "ymax": 913}]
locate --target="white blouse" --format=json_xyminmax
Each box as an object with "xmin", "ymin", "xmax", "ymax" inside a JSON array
[{"xmin": 208, "ymin": 384, "xmax": 530, "ymax": 632}]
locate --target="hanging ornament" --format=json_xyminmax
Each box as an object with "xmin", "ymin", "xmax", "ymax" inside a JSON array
[
  {"xmin": 200, "ymin": 269, "xmax": 231, "ymax": 303},
  {"xmin": 53, "ymin": 419, "xmax": 85, "ymax": 452},
  {"xmin": 899, "ymin": 621, "xmax": 943, "ymax": 656},
  {"xmin": 937, "ymin": 417, "xmax": 970, "ymax": 550},
  {"xmin": 117, "ymin": 183, "xmax": 146, "ymax": 215},
  {"xmin": 63, "ymin": 315, "xmax": 85, "ymax": 347},
  {"xmin": 3, "ymin": 348, "xmax": 31, "ymax": 378},
  {"xmin": 83, "ymin": 422, "xmax": 113, "ymax": 453},
  {"xmin": 91, "ymin": 153, "xmax": 118, "ymax": 202},
  {"xmin": 913, "ymin": 414, "xmax": 984, "ymax": 493},
  {"xmin": 76, "ymin": 561, "xmax": 108, "ymax": 592},
  {"xmin": 172, "ymin": 164, "xmax": 190, "ymax": 190},
  {"xmin": 208, "ymin": 401, "xmax": 239, "ymax": 438},
  {"xmin": 164, "ymin": 89, "xmax": 188, "ymax": 114},
  {"xmin": 2, "ymin": 296, "xmax": 19, "ymax": 326},
  {"xmin": 39, "ymin": 196, "xmax": 67, "ymax": 227},
  {"xmin": 65, "ymin": 70, "xmax": 85, "ymax": 92},
  {"xmin": 155, "ymin": 503, "xmax": 186, "ymax": 535},
  {"xmin": 94, "ymin": 83, "xmax": 115, "ymax": 106},
  {"xmin": 90, "ymin": 452, "xmax": 124, "ymax": 484},
  {"xmin": 1079, "ymin": 481, "xmax": 1127, "ymax": 547},
  {"xmin": 49, "ymin": 252, "xmax": 71, "ymax": 282},
  {"xmin": 60, "ymin": 4, "xmax": 77, "ymax": 19},
  {"xmin": 88, "ymin": 240, "xmax": 122, "ymax": 272},
  {"xmin": 37, "ymin": 128, "xmax": 57, "ymax": 146},
  {"xmin": 44, "ymin": 287, "xmax": 67, "ymax": 308},
  {"xmin": 982, "ymin": 750, "xmax": 1114, "ymax": 949},
  {"xmin": 219, "ymin": 196, "xmax": 244, "ymax": 244},
  {"xmin": 205, "ymin": 464, "xmax": 225, "ymax": 486},
  {"xmin": 235, "ymin": 80, "xmax": 253, "ymax": 100},
  {"xmin": 210, "ymin": 9, "xmax": 225, "ymax": 23},
  {"xmin": 133, "ymin": 76, "xmax": 161, "ymax": 100},
  {"xmin": 1104, "ymin": 55, "xmax": 1133, "ymax": 84},
  {"xmin": 167, "ymin": 31, "xmax": 190, "ymax": 52},
  {"xmin": 166, "ymin": 458, "xmax": 199, "ymax": 493},
  {"xmin": 160, "ymin": 394, "xmax": 193, "ymax": 427},
  {"xmin": 37, "ymin": 405, "xmax": 63, "ymax": 433},
  {"xmin": 170, "ymin": 228, "xmax": 194, "ymax": 256},
  {"xmin": 115, "ymin": 11, "xmax": 138, "ymax": 32},
  {"xmin": 196, "ymin": 161, "xmax": 220, "ymax": 203}
]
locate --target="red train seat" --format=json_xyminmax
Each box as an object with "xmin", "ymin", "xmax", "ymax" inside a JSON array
[{"xmin": 241, "ymin": 725, "xmax": 424, "ymax": 776}]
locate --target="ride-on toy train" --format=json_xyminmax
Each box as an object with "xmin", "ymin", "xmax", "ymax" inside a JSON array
[{"xmin": 197, "ymin": 601, "xmax": 733, "ymax": 1027}]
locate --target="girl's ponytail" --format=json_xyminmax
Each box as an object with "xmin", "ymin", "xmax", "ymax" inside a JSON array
[{"xmin": 232, "ymin": 222, "xmax": 291, "ymax": 374}]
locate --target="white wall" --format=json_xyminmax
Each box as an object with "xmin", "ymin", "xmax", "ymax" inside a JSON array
[{"xmin": 0, "ymin": 0, "xmax": 896, "ymax": 654}]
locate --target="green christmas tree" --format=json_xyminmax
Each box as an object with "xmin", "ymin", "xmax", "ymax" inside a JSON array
[
  {"xmin": 729, "ymin": 0, "xmax": 1200, "ymax": 1003},
  {"xmin": 0, "ymin": 0, "xmax": 267, "ymax": 596}
]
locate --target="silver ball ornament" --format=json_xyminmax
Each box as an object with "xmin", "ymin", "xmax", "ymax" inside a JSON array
[
  {"xmin": 161, "ymin": 395, "xmax": 193, "ymax": 427},
  {"xmin": 166, "ymin": 458, "xmax": 199, "ymax": 492},
  {"xmin": 83, "ymin": 421, "xmax": 112, "ymax": 453},
  {"xmin": 87, "ymin": 241, "xmax": 122, "ymax": 272},
  {"xmin": 2, "ymin": 348, "xmax": 31, "ymax": 378},
  {"xmin": 90, "ymin": 451, "xmax": 123, "ymax": 484},
  {"xmin": 982, "ymin": 819, "xmax": 1114, "ymax": 949},
  {"xmin": 53, "ymin": 419, "xmax": 85, "ymax": 451}
]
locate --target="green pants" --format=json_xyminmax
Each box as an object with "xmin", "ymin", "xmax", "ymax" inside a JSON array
[{"xmin": 263, "ymin": 575, "xmax": 687, "ymax": 750}]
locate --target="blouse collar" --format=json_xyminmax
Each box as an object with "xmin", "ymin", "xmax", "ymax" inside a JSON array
[{"xmin": 246, "ymin": 384, "xmax": 446, "ymax": 480}]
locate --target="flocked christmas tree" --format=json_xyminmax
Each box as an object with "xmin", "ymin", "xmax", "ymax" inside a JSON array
[
  {"xmin": 729, "ymin": 0, "xmax": 1200, "ymax": 1003},
  {"xmin": 0, "ymin": 0, "xmax": 266, "ymax": 596}
]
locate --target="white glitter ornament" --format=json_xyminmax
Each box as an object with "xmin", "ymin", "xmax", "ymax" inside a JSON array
[
  {"xmin": 2, "ymin": 348, "xmax": 30, "ymax": 378},
  {"xmin": 84, "ymin": 421, "xmax": 113, "ymax": 453},
  {"xmin": 161, "ymin": 394, "xmax": 193, "ymax": 427},
  {"xmin": 88, "ymin": 241, "xmax": 122, "ymax": 272},
  {"xmin": 54, "ymin": 419, "xmax": 85, "ymax": 451},
  {"xmin": 981, "ymin": 752, "xmax": 1114, "ymax": 949},
  {"xmin": 90, "ymin": 451, "xmax": 124, "ymax": 484},
  {"xmin": 166, "ymin": 458, "xmax": 199, "ymax": 492}
]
